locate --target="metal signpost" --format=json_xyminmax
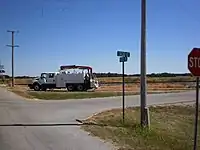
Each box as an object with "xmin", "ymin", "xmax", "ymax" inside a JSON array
[
  {"xmin": 117, "ymin": 51, "xmax": 130, "ymax": 123},
  {"xmin": 188, "ymin": 47, "xmax": 200, "ymax": 150}
]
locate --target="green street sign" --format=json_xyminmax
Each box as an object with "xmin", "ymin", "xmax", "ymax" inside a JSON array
[
  {"xmin": 120, "ymin": 56, "xmax": 128, "ymax": 62},
  {"xmin": 117, "ymin": 51, "xmax": 130, "ymax": 57}
]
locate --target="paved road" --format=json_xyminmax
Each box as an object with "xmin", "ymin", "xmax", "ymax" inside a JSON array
[{"xmin": 0, "ymin": 87, "xmax": 196, "ymax": 150}]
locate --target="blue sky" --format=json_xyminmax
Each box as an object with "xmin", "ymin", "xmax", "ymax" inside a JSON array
[{"xmin": 0, "ymin": 0, "xmax": 200, "ymax": 76}]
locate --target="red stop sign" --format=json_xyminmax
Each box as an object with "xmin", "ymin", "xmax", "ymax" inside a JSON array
[{"xmin": 188, "ymin": 48, "xmax": 200, "ymax": 76}]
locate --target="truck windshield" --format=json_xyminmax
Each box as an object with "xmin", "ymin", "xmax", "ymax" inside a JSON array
[{"xmin": 41, "ymin": 73, "xmax": 47, "ymax": 78}]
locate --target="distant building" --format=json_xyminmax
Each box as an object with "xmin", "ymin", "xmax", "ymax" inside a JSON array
[
  {"xmin": 0, "ymin": 64, "xmax": 6, "ymax": 82},
  {"xmin": 0, "ymin": 64, "xmax": 5, "ymax": 75}
]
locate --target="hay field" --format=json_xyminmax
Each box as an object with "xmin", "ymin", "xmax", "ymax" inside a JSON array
[
  {"xmin": 2, "ymin": 76, "xmax": 194, "ymax": 92},
  {"xmin": 99, "ymin": 76, "xmax": 195, "ymax": 83}
]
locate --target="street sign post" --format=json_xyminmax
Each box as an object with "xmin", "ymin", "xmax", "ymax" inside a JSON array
[
  {"xmin": 117, "ymin": 50, "xmax": 130, "ymax": 124},
  {"xmin": 188, "ymin": 47, "xmax": 200, "ymax": 150}
]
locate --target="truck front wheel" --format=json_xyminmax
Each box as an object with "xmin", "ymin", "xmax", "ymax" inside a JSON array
[
  {"xmin": 67, "ymin": 85, "xmax": 74, "ymax": 92},
  {"xmin": 33, "ymin": 83, "xmax": 41, "ymax": 91}
]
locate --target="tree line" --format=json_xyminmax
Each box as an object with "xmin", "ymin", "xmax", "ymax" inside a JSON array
[
  {"xmin": 93, "ymin": 72, "xmax": 192, "ymax": 78},
  {"xmin": 2, "ymin": 72, "xmax": 192, "ymax": 79}
]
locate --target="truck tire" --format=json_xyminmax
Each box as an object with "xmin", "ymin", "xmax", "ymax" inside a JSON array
[
  {"xmin": 67, "ymin": 85, "xmax": 74, "ymax": 91},
  {"xmin": 76, "ymin": 84, "xmax": 84, "ymax": 91},
  {"xmin": 33, "ymin": 83, "xmax": 41, "ymax": 91}
]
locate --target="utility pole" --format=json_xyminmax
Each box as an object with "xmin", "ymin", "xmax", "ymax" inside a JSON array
[
  {"xmin": 140, "ymin": 0, "xmax": 150, "ymax": 128},
  {"xmin": 6, "ymin": 30, "xmax": 19, "ymax": 87}
]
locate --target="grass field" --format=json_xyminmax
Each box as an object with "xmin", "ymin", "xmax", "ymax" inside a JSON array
[
  {"xmin": 1, "ymin": 76, "xmax": 195, "ymax": 91},
  {"xmin": 97, "ymin": 83, "xmax": 190, "ymax": 92},
  {"xmin": 82, "ymin": 105, "xmax": 200, "ymax": 150},
  {"xmin": 7, "ymin": 86, "xmax": 187, "ymax": 100},
  {"xmin": 1, "ymin": 76, "xmax": 195, "ymax": 100},
  {"xmin": 98, "ymin": 76, "xmax": 195, "ymax": 83},
  {"xmin": 0, "ymin": 76, "xmax": 196, "ymax": 85}
]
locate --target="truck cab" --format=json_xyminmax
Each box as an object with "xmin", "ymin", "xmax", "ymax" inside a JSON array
[{"xmin": 28, "ymin": 72, "xmax": 58, "ymax": 91}]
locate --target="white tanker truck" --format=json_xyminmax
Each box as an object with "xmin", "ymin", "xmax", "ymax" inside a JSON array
[{"xmin": 28, "ymin": 65, "xmax": 99, "ymax": 91}]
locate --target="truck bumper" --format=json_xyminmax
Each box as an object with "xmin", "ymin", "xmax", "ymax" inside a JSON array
[{"xmin": 91, "ymin": 81, "xmax": 99, "ymax": 89}]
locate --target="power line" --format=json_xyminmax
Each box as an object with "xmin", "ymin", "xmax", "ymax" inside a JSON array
[{"xmin": 6, "ymin": 30, "xmax": 19, "ymax": 87}]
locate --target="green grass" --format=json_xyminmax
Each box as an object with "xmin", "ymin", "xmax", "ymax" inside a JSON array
[
  {"xmin": 82, "ymin": 105, "xmax": 200, "ymax": 150},
  {"xmin": 7, "ymin": 87, "xmax": 189, "ymax": 100},
  {"xmin": 25, "ymin": 90, "xmax": 190, "ymax": 100},
  {"xmin": 27, "ymin": 91, "xmax": 171, "ymax": 100},
  {"xmin": 27, "ymin": 91, "xmax": 131, "ymax": 100}
]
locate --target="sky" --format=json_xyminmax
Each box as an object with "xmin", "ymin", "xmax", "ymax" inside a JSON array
[{"xmin": 0, "ymin": 0, "xmax": 200, "ymax": 76}]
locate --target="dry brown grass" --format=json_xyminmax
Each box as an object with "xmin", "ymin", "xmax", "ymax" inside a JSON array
[
  {"xmin": 82, "ymin": 105, "xmax": 200, "ymax": 150},
  {"xmin": 2, "ymin": 78, "xmax": 32, "ymax": 85},
  {"xmin": 9, "ymin": 82, "xmax": 190, "ymax": 92},
  {"xmin": 98, "ymin": 76, "xmax": 195, "ymax": 83},
  {"xmin": 14, "ymin": 78, "xmax": 32, "ymax": 84},
  {"xmin": 3, "ymin": 77, "xmax": 193, "ymax": 94},
  {"xmin": 2, "ymin": 76, "xmax": 195, "ymax": 85},
  {"xmin": 4, "ymin": 81, "xmax": 191, "ymax": 100},
  {"xmin": 6, "ymin": 85, "xmax": 34, "ymax": 99},
  {"xmin": 97, "ymin": 83, "xmax": 188, "ymax": 92}
]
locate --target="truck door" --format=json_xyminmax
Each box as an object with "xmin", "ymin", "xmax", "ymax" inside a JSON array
[
  {"xmin": 56, "ymin": 73, "xmax": 65, "ymax": 88},
  {"xmin": 46, "ymin": 73, "xmax": 55, "ymax": 84}
]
